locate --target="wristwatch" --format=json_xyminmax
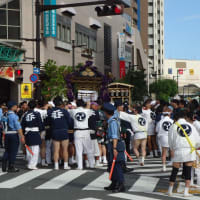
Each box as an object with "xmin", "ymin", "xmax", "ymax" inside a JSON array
[{"xmin": 113, "ymin": 148, "xmax": 117, "ymax": 150}]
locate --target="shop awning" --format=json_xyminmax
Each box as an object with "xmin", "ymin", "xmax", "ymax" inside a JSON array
[{"xmin": 0, "ymin": 42, "xmax": 25, "ymax": 63}]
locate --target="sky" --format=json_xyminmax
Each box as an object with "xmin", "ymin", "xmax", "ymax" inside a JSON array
[{"xmin": 165, "ymin": 0, "xmax": 200, "ymax": 60}]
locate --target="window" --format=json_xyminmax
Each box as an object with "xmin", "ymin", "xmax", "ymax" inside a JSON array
[
  {"xmin": 61, "ymin": 26, "xmax": 65, "ymax": 41},
  {"xmin": 75, "ymin": 23, "xmax": 97, "ymax": 52},
  {"xmin": 57, "ymin": 24, "xmax": 71, "ymax": 43},
  {"xmin": 57, "ymin": 24, "xmax": 61, "ymax": 40},
  {"xmin": 0, "ymin": 0, "xmax": 21, "ymax": 40},
  {"xmin": 66, "ymin": 27, "xmax": 71, "ymax": 43},
  {"xmin": 168, "ymin": 68, "xmax": 172, "ymax": 74},
  {"xmin": 78, "ymin": 32, "xmax": 82, "ymax": 45},
  {"xmin": 75, "ymin": 31, "xmax": 78, "ymax": 45}
]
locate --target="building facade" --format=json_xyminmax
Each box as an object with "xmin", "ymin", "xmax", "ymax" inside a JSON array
[
  {"xmin": 164, "ymin": 59, "xmax": 200, "ymax": 97},
  {"xmin": 140, "ymin": 0, "xmax": 164, "ymax": 81},
  {"xmin": 0, "ymin": 0, "xmax": 147, "ymax": 103}
]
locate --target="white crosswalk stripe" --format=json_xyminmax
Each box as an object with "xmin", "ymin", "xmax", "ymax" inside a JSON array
[
  {"xmin": 36, "ymin": 170, "xmax": 87, "ymax": 190},
  {"xmin": 129, "ymin": 176, "xmax": 159, "ymax": 192},
  {"xmin": 109, "ymin": 193, "xmax": 161, "ymax": 200},
  {"xmin": 0, "ymin": 169, "xmax": 52, "ymax": 188},
  {"xmin": 0, "ymin": 170, "xmax": 7, "ymax": 176},
  {"xmin": 1, "ymin": 155, "xmax": 195, "ymax": 200},
  {"xmin": 83, "ymin": 172, "xmax": 111, "ymax": 191},
  {"xmin": 78, "ymin": 198, "xmax": 103, "ymax": 200}
]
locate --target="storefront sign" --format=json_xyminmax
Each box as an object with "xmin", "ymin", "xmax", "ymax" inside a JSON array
[
  {"xmin": 124, "ymin": 23, "xmax": 133, "ymax": 35},
  {"xmin": 189, "ymin": 69, "xmax": 194, "ymax": 75},
  {"xmin": 44, "ymin": 0, "xmax": 57, "ymax": 38},
  {"xmin": 21, "ymin": 83, "xmax": 32, "ymax": 99},
  {"xmin": 178, "ymin": 69, "xmax": 183, "ymax": 75},
  {"xmin": 120, "ymin": 61, "xmax": 126, "ymax": 78},
  {"xmin": 118, "ymin": 33, "xmax": 126, "ymax": 61},
  {"xmin": 0, "ymin": 67, "xmax": 14, "ymax": 82}
]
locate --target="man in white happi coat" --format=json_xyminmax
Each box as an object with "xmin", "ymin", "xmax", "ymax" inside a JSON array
[{"xmin": 69, "ymin": 99, "xmax": 95, "ymax": 170}]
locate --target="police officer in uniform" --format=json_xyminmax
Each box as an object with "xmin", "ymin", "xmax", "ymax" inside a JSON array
[
  {"xmin": 21, "ymin": 100, "xmax": 44, "ymax": 170},
  {"xmin": 103, "ymin": 103, "xmax": 125, "ymax": 192},
  {"xmin": 114, "ymin": 99, "xmax": 133, "ymax": 173},
  {"xmin": 2, "ymin": 101, "xmax": 25, "ymax": 172}
]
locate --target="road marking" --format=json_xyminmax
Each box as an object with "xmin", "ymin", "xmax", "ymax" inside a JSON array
[
  {"xmin": 140, "ymin": 171, "xmax": 182, "ymax": 177},
  {"xmin": 36, "ymin": 170, "xmax": 87, "ymax": 189},
  {"xmin": 134, "ymin": 164, "xmax": 163, "ymax": 167},
  {"xmin": 153, "ymin": 192, "xmax": 200, "ymax": 200},
  {"xmin": 0, "ymin": 170, "xmax": 7, "ymax": 176},
  {"xmin": 134, "ymin": 168, "xmax": 170, "ymax": 173},
  {"xmin": 83, "ymin": 172, "xmax": 111, "ymax": 191},
  {"xmin": 78, "ymin": 198, "xmax": 102, "ymax": 200},
  {"xmin": 0, "ymin": 169, "xmax": 51, "ymax": 188},
  {"xmin": 109, "ymin": 193, "xmax": 161, "ymax": 200},
  {"xmin": 129, "ymin": 176, "xmax": 159, "ymax": 192}
]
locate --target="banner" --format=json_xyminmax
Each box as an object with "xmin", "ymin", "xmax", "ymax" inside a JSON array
[
  {"xmin": 118, "ymin": 33, "xmax": 126, "ymax": 61},
  {"xmin": 0, "ymin": 67, "xmax": 14, "ymax": 81},
  {"xmin": 21, "ymin": 83, "xmax": 32, "ymax": 99},
  {"xmin": 44, "ymin": 0, "xmax": 57, "ymax": 38},
  {"xmin": 120, "ymin": 61, "xmax": 126, "ymax": 78}
]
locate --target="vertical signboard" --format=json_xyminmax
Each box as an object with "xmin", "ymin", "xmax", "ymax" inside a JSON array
[
  {"xmin": 118, "ymin": 33, "xmax": 125, "ymax": 61},
  {"xmin": 120, "ymin": 61, "xmax": 126, "ymax": 78},
  {"xmin": 189, "ymin": 69, "xmax": 194, "ymax": 75},
  {"xmin": 118, "ymin": 33, "xmax": 126, "ymax": 78},
  {"xmin": 21, "ymin": 83, "xmax": 32, "ymax": 99},
  {"xmin": 44, "ymin": 0, "xmax": 56, "ymax": 38}
]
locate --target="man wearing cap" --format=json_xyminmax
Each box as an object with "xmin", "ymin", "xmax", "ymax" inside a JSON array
[
  {"xmin": 2, "ymin": 101, "xmax": 25, "ymax": 172},
  {"xmin": 114, "ymin": 99, "xmax": 133, "ymax": 173},
  {"xmin": 104, "ymin": 103, "xmax": 125, "ymax": 192}
]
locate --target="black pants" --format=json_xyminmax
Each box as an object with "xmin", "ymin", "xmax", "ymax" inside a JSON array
[{"xmin": 124, "ymin": 131, "xmax": 131, "ymax": 155}]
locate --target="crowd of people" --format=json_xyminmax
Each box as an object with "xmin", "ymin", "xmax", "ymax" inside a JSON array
[{"xmin": 1, "ymin": 97, "xmax": 200, "ymax": 196}]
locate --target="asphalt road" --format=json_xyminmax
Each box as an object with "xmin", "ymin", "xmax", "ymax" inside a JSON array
[{"xmin": 0, "ymin": 149, "xmax": 200, "ymax": 200}]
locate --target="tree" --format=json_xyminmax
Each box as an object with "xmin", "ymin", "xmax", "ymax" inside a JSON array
[
  {"xmin": 119, "ymin": 69, "xmax": 148, "ymax": 102},
  {"xmin": 41, "ymin": 60, "xmax": 70, "ymax": 101},
  {"xmin": 150, "ymin": 79, "xmax": 178, "ymax": 101}
]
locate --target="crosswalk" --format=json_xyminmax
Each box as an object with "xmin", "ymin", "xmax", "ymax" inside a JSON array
[{"xmin": 0, "ymin": 156, "xmax": 200, "ymax": 200}]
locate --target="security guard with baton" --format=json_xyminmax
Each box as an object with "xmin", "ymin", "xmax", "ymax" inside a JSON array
[{"xmin": 103, "ymin": 103, "xmax": 125, "ymax": 193}]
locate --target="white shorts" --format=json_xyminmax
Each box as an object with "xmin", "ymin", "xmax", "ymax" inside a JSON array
[
  {"xmin": 92, "ymin": 139, "xmax": 100, "ymax": 156},
  {"xmin": 173, "ymin": 149, "xmax": 196, "ymax": 163},
  {"xmin": 134, "ymin": 132, "xmax": 147, "ymax": 140},
  {"xmin": 159, "ymin": 135, "xmax": 169, "ymax": 148},
  {"xmin": 147, "ymin": 127, "xmax": 155, "ymax": 136}
]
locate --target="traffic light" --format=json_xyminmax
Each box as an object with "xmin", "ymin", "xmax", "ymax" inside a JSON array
[
  {"xmin": 95, "ymin": 4, "xmax": 124, "ymax": 17},
  {"xmin": 15, "ymin": 69, "xmax": 23, "ymax": 83}
]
